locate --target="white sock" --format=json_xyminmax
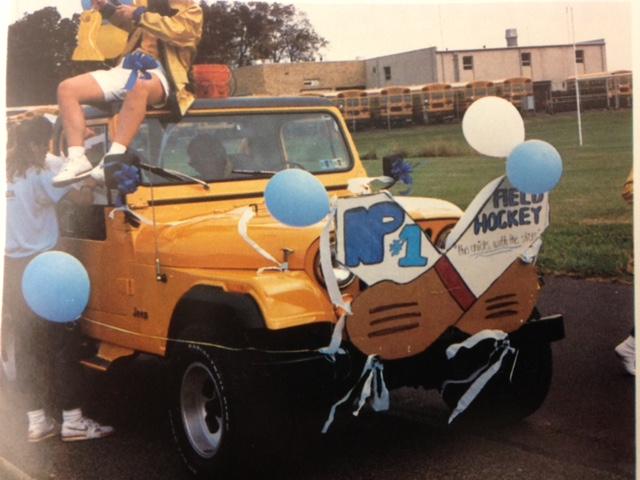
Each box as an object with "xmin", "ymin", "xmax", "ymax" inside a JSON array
[
  {"xmin": 63, "ymin": 408, "xmax": 83, "ymax": 424},
  {"xmin": 27, "ymin": 409, "xmax": 46, "ymax": 426},
  {"xmin": 108, "ymin": 142, "xmax": 127, "ymax": 155},
  {"xmin": 68, "ymin": 146, "xmax": 85, "ymax": 159}
]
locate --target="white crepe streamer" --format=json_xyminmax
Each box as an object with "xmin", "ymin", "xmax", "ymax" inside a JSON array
[
  {"xmin": 317, "ymin": 313, "xmax": 346, "ymax": 359},
  {"xmin": 353, "ymin": 357, "xmax": 389, "ymax": 416},
  {"xmin": 238, "ymin": 207, "xmax": 283, "ymax": 270},
  {"xmin": 319, "ymin": 209, "xmax": 352, "ymax": 314},
  {"xmin": 109, "ymin": 206, "xmax": 154, "ymax": 225},
  {"xmin": 317, "ymin": 209, "xmax": 352, "ymax": 359},
  {"xmin": 446, "ymin": 330, "xmax": 508, "ymax": 359},
  {"xmin": 442, "ymin": 330, "xmax": 516, "ymax": 424},
  {"xmin": 321, "ymin": 355, "xmax": 389, "ymax": 433}
]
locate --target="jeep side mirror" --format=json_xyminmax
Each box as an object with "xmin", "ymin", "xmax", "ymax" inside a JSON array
[{"xmin": 382, "ymin": 153, "xmax": 405, "ymax": 178}]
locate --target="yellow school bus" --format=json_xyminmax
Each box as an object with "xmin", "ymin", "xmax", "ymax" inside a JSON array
[
  {"xmin": 496, "ymin": 77, "xmax": 533, "ymax": 110},
  {"xmin": 610, "ymin": 70, "xmax": 633, "ymax": 108},
  {"xmin": 411, "ymin": 83, "xmax": 454, "ymax": 123},
  {"xmin": 336, "ymin": 90, "xmax": 371, "ymax": 128},
  {"xmin": 450, "ymin": 80, "xmax": 494, "ymax": 116},
  {"xmin": 368, "ymin": 86, "xmax": 413, "ymax": 127}
]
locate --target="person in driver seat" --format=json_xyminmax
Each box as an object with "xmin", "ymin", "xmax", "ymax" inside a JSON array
[{"xmin": 186, "ymin": 134, "xmax": 232, "ymax": 180}]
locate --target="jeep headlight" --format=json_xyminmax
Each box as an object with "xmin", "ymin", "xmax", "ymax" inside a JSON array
[
  {"xmin": 314, "ymin": 243, "xmax": 356, "ymax": 289},
  {"xmin": 435, "ymin": 225, "xmax": 454, "ymax": 252}
]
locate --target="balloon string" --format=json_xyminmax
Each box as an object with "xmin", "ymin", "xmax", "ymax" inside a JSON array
[{"xmin": 83, "ymin": 318, "xmax": 327, "ymax": 355}]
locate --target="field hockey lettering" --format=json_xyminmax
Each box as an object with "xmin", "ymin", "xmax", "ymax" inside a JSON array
[{"xmin": 473, "ymin": 188, "xmax": 544, "ymax": 235}]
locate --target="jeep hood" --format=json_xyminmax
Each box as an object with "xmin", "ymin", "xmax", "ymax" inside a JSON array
[{"xmin": 133, "ymin": 208, "xmax": 322, "ymax": 271}]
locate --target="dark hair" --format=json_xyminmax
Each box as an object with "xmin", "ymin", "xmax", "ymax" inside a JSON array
[{"xmin": 6, "ymin": 116, "xmax": 53, "ymax": 182}]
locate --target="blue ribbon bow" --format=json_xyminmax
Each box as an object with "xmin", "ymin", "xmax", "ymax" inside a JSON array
[
  {"xmin": 122, "ymin": 52, "xmax": 159, "ymax": 91},
  {"xmin": 106, "ymin": 161, "xmax": 142, "ymax": 207},
  {"xmin": 390, "ymin": 158, "xmax": 414, "ymax": 195}
]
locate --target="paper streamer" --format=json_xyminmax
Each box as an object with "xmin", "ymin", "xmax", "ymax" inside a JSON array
[
  {"xmin": 319, "ymin": 209, "xmax": 352, "ymax": 314},
  {"xmin": 237, "ymin": 207, "xmax": 284, "ymax": 270},
  {"xmin": 321, "ymin": 355, "xmax": 390, "ymax": 433},
  {"xmin": 441, "ymin": 330, "xmax": 516, "ymax": 424},
  {"xmin": 317, "ymin": 313, "xmax": 346, "ymax": 360}
]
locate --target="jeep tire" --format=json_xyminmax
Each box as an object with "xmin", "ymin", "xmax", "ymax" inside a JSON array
[{"xmin": 168, "ymin": 325, "xmax": 243, "ymax": 479}]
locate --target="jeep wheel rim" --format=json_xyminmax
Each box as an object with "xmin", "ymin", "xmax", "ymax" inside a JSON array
[{"xmin": 180, "ymin": 362, "xmax": 224, "ymax": 459}]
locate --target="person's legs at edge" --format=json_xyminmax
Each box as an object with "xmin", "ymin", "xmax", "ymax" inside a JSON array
[
  {"xmin": 615, "ymin": 328, "xmax": 635, "ymax": 376},
  {"xmin": 92, "ymin": 76, "xmax": 166, "ymax": 180},
  {"xmin": 54, "ymin": 74, "xmax": 106, "ymax": 185},
  {"xmin": 52, "ymin": 325, "xmax": 114, "ymax": 442},
  {"xmin": 55, "ymin": 73, "xmax": 166, "ymax": 185}
]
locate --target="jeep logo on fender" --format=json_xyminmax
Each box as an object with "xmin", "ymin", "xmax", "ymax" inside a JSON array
[{"xmin": 133, "ymin": 308, "xmax": 149, "ymax": 320}]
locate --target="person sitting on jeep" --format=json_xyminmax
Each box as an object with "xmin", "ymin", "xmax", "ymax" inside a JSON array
[
  {"xmin": 187, "ymin": 134, "xmax": 232, "ymax": 180},
  {"xmin": 53, "ymin": 0, "xmax": 203, "ymax": 187}
]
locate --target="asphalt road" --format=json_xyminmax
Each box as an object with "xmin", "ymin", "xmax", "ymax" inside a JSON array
[{"xmin": 0, "ymin": 276, "xmax": 635, "ymax": 480}]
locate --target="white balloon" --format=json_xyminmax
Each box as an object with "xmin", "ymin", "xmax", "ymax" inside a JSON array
[{"xmin": 462, "ymin": 96, "xmax": 525, "ymax": 158}]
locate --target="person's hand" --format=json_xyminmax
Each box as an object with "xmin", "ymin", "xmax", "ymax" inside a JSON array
[{"xmin": 114, "ymin": 4, "xmax": 137, "ymax": 22}]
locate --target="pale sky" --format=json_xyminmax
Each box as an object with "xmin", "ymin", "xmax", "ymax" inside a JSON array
[{"xmin": 7, "ymin": 0, "xmax": 633, "ymax": 71}]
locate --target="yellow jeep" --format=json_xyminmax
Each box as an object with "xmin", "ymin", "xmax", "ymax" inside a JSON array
[{"xmin": 11, "ymin": 97, "xmax": 562, "ymax": 476}]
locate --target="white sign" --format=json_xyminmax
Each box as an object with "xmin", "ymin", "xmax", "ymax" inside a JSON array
[{"xmin": 335, "ymin": 192, "xmax": 441, "ymax": 286}]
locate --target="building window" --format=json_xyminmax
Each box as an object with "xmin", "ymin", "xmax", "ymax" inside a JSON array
[
  {"xmin": 384, "ymin": 66, "xmax": 392, "ymax": 81},
  {"xmin": 462, "ymin": 56, "xmax": 473, "ymax": 70},
  {"xmin": 521, "ymin": 52, "xmax": 531, "ymax": 66},
  {"xmin": 575, "ymin": 49, "xmax": 584, "ymax": 63},
  {"xmin": 303, "ymin": 79, "xmax": 320, "ymax": 87}
]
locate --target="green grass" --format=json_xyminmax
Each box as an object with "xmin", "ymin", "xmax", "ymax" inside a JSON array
[{"xmin": 352, "ymin": 110, "xmax": 634, "ymax": 280}]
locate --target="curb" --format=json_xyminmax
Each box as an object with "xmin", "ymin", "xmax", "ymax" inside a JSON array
[{"xmin": 0, "ymin": 457, "xmax": 34, "ymax": 480}]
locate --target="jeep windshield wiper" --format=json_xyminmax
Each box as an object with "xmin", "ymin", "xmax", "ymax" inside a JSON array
[
  {"xmin": 138, "ymin": 162, "xmax": 210, "ymax": 190},
  {"xmin": 232, "ymin": 169, "xmax": 277, "ymax": 177}
]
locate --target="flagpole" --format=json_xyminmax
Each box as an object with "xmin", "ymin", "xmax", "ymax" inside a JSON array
[{"xmin": 569, "ymin": 6, "xmax": 584, "ymax": 146}]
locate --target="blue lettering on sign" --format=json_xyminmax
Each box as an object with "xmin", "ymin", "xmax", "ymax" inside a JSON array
[
  {"xmin": 344, "ymin": 202, "xmax": 405, "ymax": 267},
  {"xmin": 398, "ymin": 224, "xmax": 428, "ymax": 267},
  {"xmin": 473, "ymin": 206, "xmax": 543, "ymax": 235},
  {"xmin": 471, "ymin": 188, "xmax": 545, "ymax": 235}
]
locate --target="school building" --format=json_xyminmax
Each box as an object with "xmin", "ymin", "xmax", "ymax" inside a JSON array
[{"xmin": 232, "ymin": 31, "xmax": 607, "ymax": 95}]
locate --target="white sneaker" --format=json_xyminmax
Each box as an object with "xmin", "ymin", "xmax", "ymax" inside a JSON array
[
  {"xmin": 52, "ymin": 154, "xmax": 93, "ymax": 187},
  {"xmin": 61, "ymin": 416, "xmax": 114, "ymax": 442},
  {"xmin": 615, "ymin": 335, "xmax": 635, "ymax": 376},
  {"xmin": 89, "ymin": 160, "xmax": 105, "ymax": 184},
  {"xmin": 28, "ymin": 416, "xmax": 59, "ymax": 443}
]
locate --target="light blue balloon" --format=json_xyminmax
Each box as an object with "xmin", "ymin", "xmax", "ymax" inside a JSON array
[
  {"xmin": 506, "ymin": 140, "xmax": 563, "ymax": 194},
  {"xmin": 265, "ymin": 169, "xmax": 330, "ymax": 227},
  {"xmin": 22, "ymin": 251, "xmax": 91, "ymax": 324}
]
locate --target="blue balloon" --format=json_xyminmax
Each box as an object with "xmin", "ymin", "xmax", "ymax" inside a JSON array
[
  {"xmin": 265, "ymin": 169, "xmax": 330, "ymax": 227},
  {"xmin": 22, "ymin": 251, "xmax": 91, "ymax": 324},
  {"xmin": 506, "ymin": 140, "xmax": 563, "ymax": 194}
]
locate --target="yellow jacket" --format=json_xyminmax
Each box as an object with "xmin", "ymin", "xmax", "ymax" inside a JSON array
[{"xmin": 123, "ymin": 0, "xmax": 203, "ymax": 116}]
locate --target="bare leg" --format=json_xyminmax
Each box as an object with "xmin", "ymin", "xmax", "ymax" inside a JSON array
[
  {"xmin": 57, "ymin": 73, "xmax": 105, "ymax": 149},
  {"xmin": 112, "ymin": 76, "xmax": 165, "ymax": 147}
]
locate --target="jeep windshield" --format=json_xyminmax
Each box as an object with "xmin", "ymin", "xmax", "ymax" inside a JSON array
[{"xmin": 130, "ymin": 112, "xmax": 353, "ymax": 186}]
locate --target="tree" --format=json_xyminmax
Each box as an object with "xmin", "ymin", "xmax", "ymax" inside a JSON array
[
  {"xmin": 6, "ymin": 2, "xmax": 328, "ymax": 106},
  {"xmin": 6, "ymin": 8, "xmax": 101, "ymax": 107},
  {"xmin": 195, "ymin": 2, "xmax": 328, "ymax": 67}
]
